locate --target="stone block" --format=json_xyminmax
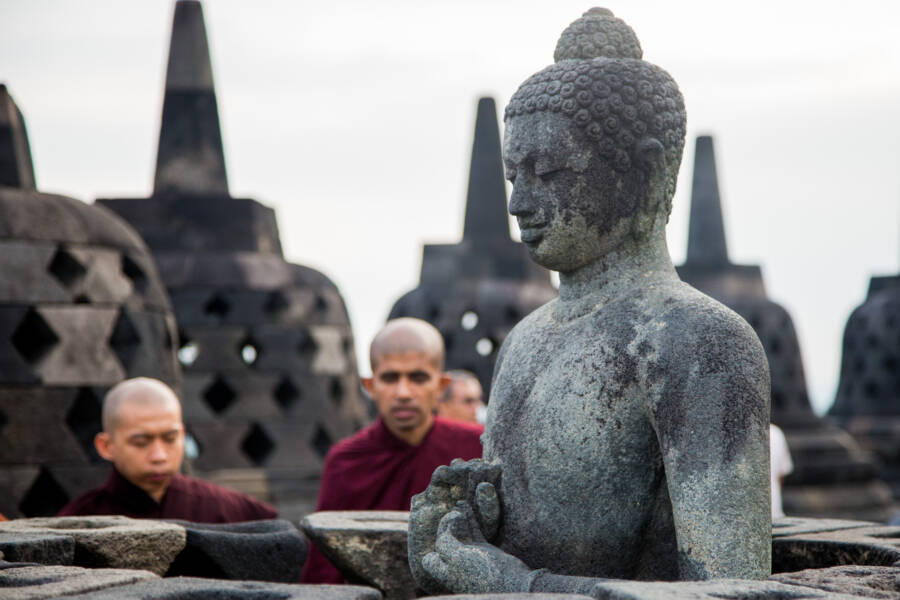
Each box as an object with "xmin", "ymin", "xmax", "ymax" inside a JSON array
[
  {"xmin": 0, "ymin": 241, "xmax": 68, "ymax": 303},
  {"xmin": 0, "ymin": 531, "xmax": 74, "ymax": 565},
  {"xmin": 585, "ymin": 579, "xmax": 863, "ymax": 599},
  {"xmin": 0, "ymin": 562, "xmax": 156, "ymax": 599},
  {"xmin": 773, "ymin": 524, "xmax": 900, "ymax": 572},
  {"xmin": 0, "ymin": 516, "xmax": 186, "ymax": 575},
  {"xmin": 71, "ymin": 576, "xmax": 381, "ymax": 599},
  {"xmin": 301, "ymin": 510, "xmax": 414, "ymax": 600},
  {"xmin": 771, "ymin": 565, "xmax": 900, "ymax": 599},
  {"xmin": 164, "ymin": 518, "xmax": 306, "ymax": 582},
  {"xmin": 773, "ymin": 517, "xmax": 878, "ymax": 538}
]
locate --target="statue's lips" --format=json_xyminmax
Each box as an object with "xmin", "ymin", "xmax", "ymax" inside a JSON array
[{"xmin": 519, "ymin": 227, "xmax": 545, "ymax": 243}]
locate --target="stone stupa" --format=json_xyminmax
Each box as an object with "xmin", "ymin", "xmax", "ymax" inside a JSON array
[
  {"xmin": 0, "ymin": 85, "xmax": 180, "ymax": 518},
  {"xmin": 97, "ymin": 0, "xmax": 366, "ymax": 517},
  {"xmin": 389, "ymin": 97, "xmax": 557, "ymax": 395},
  {"xmin": 676, "ymin": 135, "xmax": 894, "ymax": 521},
  {"xmin": 830, "ymin": 253, "xmax": 900, "ymax": 500}
]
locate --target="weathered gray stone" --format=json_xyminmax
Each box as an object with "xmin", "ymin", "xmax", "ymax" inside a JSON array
[
  {"xmin": 584, "ymin": 579, "xmax": 861, "ymax": 599},
  {"xmin": 0, "ymin": 563, "xmax": 157, "ymax": 600},
  {"xmin": 70, "ymin": 576, "xmax": 382, "ymax": 599},
  {"xmin": 302, "ymin": 511, "xmax": 414, "ymax": 600},
  {"xmin": 165, "ymin": 518, "xmax": 307, "ymax": 582},
  {"xmin": 772, "ymin": 517, "xmax": 877, "ymax": 538},
  {"xmin": 0, "ymin": 516, "xmax": 186, "ymax": 575},
  {"xmin": 409, "ymin": 8, "xmax": 770, "ymax": 596},
  {"xmin": 773, "ymin": 525, "xmax": 900, "ymax": 572},
  {"xmin": 0, "ymin": 531, "xmax": 74, "ymax": 565},
  {"xmin": 428, "ymin": 596, "xmax": 594, "ymax": 600},
  {"xmin": 771, "ymin": 566, "xmax": 900, "ymax": 599}
]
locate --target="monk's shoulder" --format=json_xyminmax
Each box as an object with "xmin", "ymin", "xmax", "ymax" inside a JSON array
[{"xmin": 172, "ymin": 475, "xmax": 276, "ymax": 520}]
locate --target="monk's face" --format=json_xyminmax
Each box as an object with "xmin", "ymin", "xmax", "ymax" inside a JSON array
[
  {"xmin": 438, "ymin": 378, "xmax": 484, "ymax": 424},
  {"xmin": 504, "ymin": 111, "xmax": 640, "ymax": 273},
  {"xmin": 94, "ymin": 395, "xmax": 185, "ymax": 503},
  {"xmin": 363, "ymin": 351, "xmax": 449, "ymax": 444}
]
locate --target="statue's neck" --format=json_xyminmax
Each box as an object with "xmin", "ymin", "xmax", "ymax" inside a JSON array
[{"xmin": 554, "ymin": 229, "xmax": 677, "ymax": 321}]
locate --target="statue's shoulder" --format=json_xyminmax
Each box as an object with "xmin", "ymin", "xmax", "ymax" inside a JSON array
[{"xmin": 650, "ymin": 279, "xmax": 766, "ymax": 364}]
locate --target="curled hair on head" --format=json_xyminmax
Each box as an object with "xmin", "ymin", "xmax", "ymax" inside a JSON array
[{"xmin": 504, "ymin": 7, "xmax": 686, "ymax": 216}]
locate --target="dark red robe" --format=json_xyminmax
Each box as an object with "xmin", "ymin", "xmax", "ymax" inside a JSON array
[
  {"xmin": 301, "ymin": 416, "xmax": 483, "ymax": 583},
  {"xmin": 58, "ymin": 467, "xmax": 277, "ymax": 523}
]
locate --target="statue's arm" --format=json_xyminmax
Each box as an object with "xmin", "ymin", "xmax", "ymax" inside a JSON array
[{"xmin": 649, "ymin": 309, "xmax": 771, "ymax": 579}]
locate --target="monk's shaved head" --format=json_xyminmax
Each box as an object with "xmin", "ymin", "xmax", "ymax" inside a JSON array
[
  {"xmin": 370, "ymin": 318, "xmax": 445, "ymax": 371},
  {"xmin": 102, "ymin": 377, "xmax": 181, "ymax": 433}
]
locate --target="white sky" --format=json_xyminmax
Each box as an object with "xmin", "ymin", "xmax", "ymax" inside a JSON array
[{"xmin": 2, "ymin": 0, "xmax": 899, "ymax": 414}]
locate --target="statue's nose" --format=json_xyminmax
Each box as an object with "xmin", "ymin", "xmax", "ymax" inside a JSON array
[{"xmin": 508, "ymin": 180, "xmax": 534, "ymax": 217}]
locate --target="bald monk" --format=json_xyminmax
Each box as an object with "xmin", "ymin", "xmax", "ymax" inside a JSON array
[
  {"xmin": 301, "ymin": 318, "xmax": 483, "ymax": 583},
  {"xmin": 59, "ymin": 377, "xmax": 276, "ymax": 522}
]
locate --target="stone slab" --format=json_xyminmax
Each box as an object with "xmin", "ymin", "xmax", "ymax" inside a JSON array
[
  {"xmin": 0, "ymin": 516, "xmax": 186, "ymax": 575},
  {"xmin": 773, "ymin": 517, "xmax": 879, "ymax": 538},
  {"xmin": 301, "ymin": 510, "xmax": 414, "ymax": 600},
  {"xmin": 165, "ymin": 518, "xmax": 307, "ymax": 582},
  {"xmin": 771, "ymin": 565, "xmax": 900, "ymax": 599},
  {"xmin": 0, "ymin": 531, "xmax": 74, "ymax": 565},
  {"xmin": 0, "ymin": 562, "xmax": 157, "ymax": 600},
  {"xmin": 70, "ymin": 576, "xmax": 382, "ymax": 599},
  {"xmin": 586, "ymin": 579, "xmax": 863, "ymax": 599},
  {"xmin": 773, "ymin": 525, "xmax": 900, "ymax": 572}
]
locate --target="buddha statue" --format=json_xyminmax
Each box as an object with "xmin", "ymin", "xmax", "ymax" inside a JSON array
[{"xmin": 408, "ymin": 8, "xmax": 771, "ymax": 595}]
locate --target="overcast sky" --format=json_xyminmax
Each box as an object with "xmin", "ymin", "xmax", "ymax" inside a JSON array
[{"xmin": 2, "ymin": 0, "xmax": 899, "ymax": 414}]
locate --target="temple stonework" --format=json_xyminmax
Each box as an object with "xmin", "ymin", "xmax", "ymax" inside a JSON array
[
  {"xmin": 677, "ymin": 135, "xmax": 894, "ymax": 521},
  {"xmin": 830, "ymin": 271, "xmax": 900, "ymax": 500},
  {"xmin": 97, "ymin": 0, "xmax": 366, "ymax": 518},
  {"xmin": 389, "ymin": 97, "xmax": 557, "ymax": 394},
  {"xmin": 0, "ymin": 85, "xmax": 180, "ymax": 518}
]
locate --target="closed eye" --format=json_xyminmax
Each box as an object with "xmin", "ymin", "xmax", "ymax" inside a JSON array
[{"xmin": 504, "ymin": 166, "xmax": 517, "ymax": 183}]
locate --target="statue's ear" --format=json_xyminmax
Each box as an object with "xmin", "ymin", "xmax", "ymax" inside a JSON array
[{"xmin": 636, "ymin": 137, "xmax": 666, "ymax": 175}]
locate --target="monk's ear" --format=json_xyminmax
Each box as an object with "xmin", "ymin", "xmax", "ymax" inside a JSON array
[
  {"xmin": 361, "ymin": 377, "xmax": 375, "ymax": 395},
  {"xmin": 94, "ymin": 432, "xmax": 114, "ymax": 462},
  {"xmin": 438, "ymin": 373, "xmax": 451, "ymax": 393}
]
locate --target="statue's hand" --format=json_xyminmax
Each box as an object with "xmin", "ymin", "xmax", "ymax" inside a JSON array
[
  {"xmin": 408, "ymin": 458, "xmax": 501, "ymax": 594},
  {"xmin": 421, "ymin": 502, "xmax": 531, "ymax": 594}
]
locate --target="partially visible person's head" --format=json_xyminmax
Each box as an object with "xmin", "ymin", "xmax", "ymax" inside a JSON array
[
  {"xmin": 364, "ymin": 318, "xmax": 450, "ymax": 445},
  {"xmin": 438, "ymin": 371, "xmax": 484, "ymax": 424},
  {"xmin": 94, "ymin": 377, "xmax": 184, "ymax": 502}
]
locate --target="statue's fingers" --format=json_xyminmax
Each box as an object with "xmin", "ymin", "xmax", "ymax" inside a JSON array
[
  {"xmin": 435, "ymin": 509, "xmax": 472, "ymax": 555},
  {"xmin": 422, "ymin": 551, "xmax": 451, "ymax": 584},
  {"xmin": 430, "ymin": 464, "xmax": 467, "ymax": 489},
  {"xmin": 475, "ymin": 481, "xmax": 501, "ymax": 540}
]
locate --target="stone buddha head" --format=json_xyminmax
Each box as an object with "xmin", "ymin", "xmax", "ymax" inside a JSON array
[{"xmin": 503, "ymin": 8, "xmax": 686, "ymax": 272}]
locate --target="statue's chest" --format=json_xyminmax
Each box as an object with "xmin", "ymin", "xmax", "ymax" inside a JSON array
[{"xmin": 486, "ymin": 316, "xmax": 649, "ymax": 462}]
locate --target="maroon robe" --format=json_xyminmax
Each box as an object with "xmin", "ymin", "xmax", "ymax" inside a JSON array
[
  {"xmin": 301, "ymin": 416, "xmax": 483, "ymax": 583},
  {"xmin": 58, "ymin": 467, "xmax": 277, "ymax": 523}
]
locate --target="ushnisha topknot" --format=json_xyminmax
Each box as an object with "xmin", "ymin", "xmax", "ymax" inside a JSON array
[
  {"xmin": 554, "ymin": 7, "xmax": 642, "ymax": 61},
  {"xmin": 505, "ymin": 7, "xmax": 686, "ymax": 209}
]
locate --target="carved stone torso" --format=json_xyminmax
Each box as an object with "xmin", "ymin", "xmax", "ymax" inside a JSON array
[{"xmin": 484, "ymin": 277, "xmax": 760, "ymax": 580}]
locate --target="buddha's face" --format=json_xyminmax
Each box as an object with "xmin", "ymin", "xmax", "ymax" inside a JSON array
[{"xmin": 503, "ymin": 111, "xmax": 640, "ymax": 273}]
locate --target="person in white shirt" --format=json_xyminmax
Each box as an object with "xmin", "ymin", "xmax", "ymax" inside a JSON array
[{"xmin": 770, "ymin": 423, "xmax": 794, "ymax": 519}]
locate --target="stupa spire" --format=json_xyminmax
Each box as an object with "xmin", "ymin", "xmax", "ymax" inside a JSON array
[
  {"xmin": 463, "ymin": 97, "xmax": 510, "ymax": 241},
  {"xmin": 153, "ymin": 0, "xmax": 228, "ymax": 196},
  {"xmin": 685, "ymin": 135, "xmax": 729, "ymax": 266},
  {"xmin": 0, "ymin": 84, "xmax": 36, "ymax": 190}
]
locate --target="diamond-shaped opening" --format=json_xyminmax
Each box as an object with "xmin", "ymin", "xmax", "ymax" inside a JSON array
[
  {"xmin": 48, "ymin": 246, "xmax": 87, "ymax": 289},
  {"xmin": 241, "ymin": 423, "xmax": 274, "ymax": 466},
  {"xmin": 73, "ymin": 294, "xmax": 90, "ymax": 304},
  {"xmin": 203, "ymin": 376, "xmax": 237, "ymax": 415},
  {"xmin": 204, "ymin": 293, "xmax": 230, "ymax": 321},
  {"xmin": 314, "ymin": 294, "xmax": 328, "ymax": 313},
  {"xmin": 273, "ymin": 377, "xmax": 300, "ymax": 410},
  {"xmin": 444, "ymin": 332, "xmax": 455, "ymax": 352},
  {"xmin": 0, "ymin": 407, "xmax": 7, "ymax": 435},
  {"xmin": 66, "ymin": 387, "xmax": 102, "ymax": 462},
  {"xmin": 297, "ymin": 330, "xmax": 318, "ymax": 356},
  {"xmin": 264, "ymin": 290, "xmax": 290, "ymax": 320},
  {"xmin": 121, "ymin": 254, "xmax": 148, "ymax": 294},
  {"xmin": 505, "ymin": 305, "xmax": 521, "ymax": 323},
  {"xmin": 19, "ymin": 467, "xmax": 69, "ymax": 517},
  {"xmin": 109, "ymin": 309, "xmax": 141, "ymax": 371},
  {"xmin": 312, "ymin": 425, "xmax": 332, "ymax": 459},
  {"xmin": 428, "ymin": 305, "xmax": 440, "ymax": 322},
  {"xmin": 238, "ymin": 336, "xmax": 261, "ymax": 366},
  {"xmin": 330, "ymin": 377, "xmax": 344, "ymax": 407},
  {"xmin": 11, "ymin": 308, "xmax": 60, "ymax": 365}
]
